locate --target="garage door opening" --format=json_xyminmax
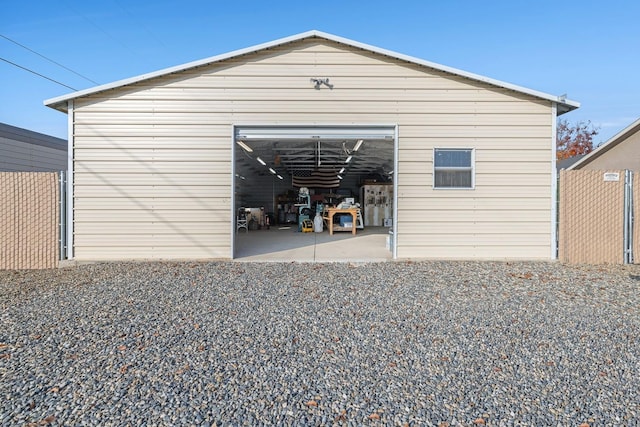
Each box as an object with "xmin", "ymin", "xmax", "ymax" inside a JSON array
[{"xmin": 232, "ymin": 125, "xmax": 397, "ymax": 261}]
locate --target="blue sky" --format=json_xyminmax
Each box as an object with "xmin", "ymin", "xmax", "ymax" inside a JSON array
[{"xmin": 1, "ymin": 0, "xmax": 638, "ymax": 144}]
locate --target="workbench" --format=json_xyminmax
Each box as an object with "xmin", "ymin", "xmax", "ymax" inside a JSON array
[{"xmin": 322, "ymin": 207, "xmax": 358, "ymax": 235}]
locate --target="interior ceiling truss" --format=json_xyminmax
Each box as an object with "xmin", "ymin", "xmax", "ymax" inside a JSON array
[
  {"xmin": 235, "ymin": 138, "xmax": 394, "ymax": 179},
  {"xmin": 234, "ymin": 126, "xmax": 395, "ymax": 181}
]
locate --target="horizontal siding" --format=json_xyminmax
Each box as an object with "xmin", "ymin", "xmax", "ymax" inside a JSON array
[
  {"xmin": 70, "ymin": 136, "xmax": 222, "ymax": 149},
  {"xmin": 84, "ymin": 88, "xmax": 546, "ymax": 103},
  {"xmin": 75, "ymin": 210, "xmax": 228, "ymax": 222},
  {"xmin": 85, "ymin": 99, "xmax": 548, "ymax": 115},
  {"xmin": 398, "ymin": 138, "xmax": 551, "ymax": 151},
  {"xmin": 399, "ymin": 209, "xmax": 549, "ymax": 222},
  {"xmin": 74, "ymin": 197, "xmax": 226, "ymax": 210},
  {"xmin": 74, "ymin": 185, "xmax": 229, "ymax": 198},
  {"xmin": 398, "ymin": 221, "xmax": 549, "ymax": 234},
  {"xmin": 75, "ymin": 161, "xmax": 230, "ymax": 173},
  {"xmin": 395, "ymin": 197, "xmax": 549, "ymax": 210},
  {"xmin": 0, "ymin": 138, "xmax": 66, "ymax": 172},
  {"xmin": 74, "ymin": 222, "xmax": 228, "ymax": 234},
  {"xmin": 72, "ymin": 38, "xmax": 554, "ymax": 261},
  {"xmin": 74, "ymin": 148, "xmax": 230, "ymax": 161},
  {"xmin": 75, "ymin": 234, "xmax": 229, "ymax": 247},
  {"xmin": 400, "ymin": 233, "xmax": 550, "ymax": 245},
  {"xmin": 74, "ymin": 119, "xmax": 551, "ymax": 133},
  {"xmin": 75, "ymin": 246, "xmax": 229, "ymax": 260},
  {"xmin": 397, "ymin": 173, "xmax": 551, "ymax": 187},
  {"xmin": 74, "ymin": 172, "xmax": 230, "ymax": 186},
  {"xmin": 400, "ymin": 161, "xmax": 548, "ymax": 174},
  {"xmin": 397, "ymin": 245, "xmax": 551, "ymax": 260},
  {"xmin": 75, "ymin": 111, "xmax": 549, "ymax": 126},
  {"xmin": 135, "ymin": 75, "xmax": 523, "ymax": 90},
  {"xmin": 398, "ymin": 185, "xmax": 551, "ymax": 198}
]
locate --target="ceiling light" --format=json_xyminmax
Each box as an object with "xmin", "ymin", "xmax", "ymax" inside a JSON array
[
  {"xmin": 353, "ymin": 139, "xmax": 363, "ymax": 152},
  {"xmin": 277, "ymin": 175, "xmax": 283, "ymax": 180},
  {"xmin": 269, "ymin": 168, "xmax": 276, "ymax": 174},
  {"xmin": 345, "ymin": 155, "xmax": 352, "ymax": 164},
  {"xmin": 337, "ymin": 175, "xmax": 343, "ymax": 180},
  {"xmin": 236, "ymin": 140, "xmax": 253, "ymax": 152},
  {"xmin": 339, "ymin": 167, "xmax": 345, "ymax": 174},
  {"xmin": 256, "ymin": 157, "xmax": 266, "ymax": 166}
]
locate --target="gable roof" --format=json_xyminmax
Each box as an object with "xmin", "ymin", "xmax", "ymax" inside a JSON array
[
  {"xmin": 568, "ymin": 117, "xmax": 640, "ymax": 170},
  {"xmin": 0, "ymin": 122, "xmax": 66, "ymax": 151},
  {"xmin": 44, "ymin": 30, "xmax": 579, "ymax": 114}
]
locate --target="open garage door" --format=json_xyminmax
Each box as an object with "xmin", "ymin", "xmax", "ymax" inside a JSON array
[{"xmin": 232, "ymin": 125, "xmax": 397, "ymax": 261}]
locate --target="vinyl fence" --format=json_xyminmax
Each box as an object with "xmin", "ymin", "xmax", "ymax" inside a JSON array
[
  {"xmin": 559, "ymin": 169, "xmax": 639, "ymax": 264},
  {"xmin": 0, "ymin": 172, "xmax": 62, "ymax": 269}
]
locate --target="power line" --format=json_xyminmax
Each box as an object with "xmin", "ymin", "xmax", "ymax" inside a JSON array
[
  {"xmin": 0, "ymin": 34, "xmax": 99, "ymax": 85},
  {"xmin": 61, "ymin": 0, "xmax": 141, "ymax": 59},
  {"xmin": 113, "ymin": 0, "xmax": 169, "ymax": 50},
  {"xmin": 0, "ymin": 57, "xmax": 77, "ymax": 91}
]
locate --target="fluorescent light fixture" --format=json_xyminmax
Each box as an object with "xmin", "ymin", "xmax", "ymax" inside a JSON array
[
  {"xmin": 337, "ymin": 174, "xmax": 343, "ymax": 180},
  {"xmin": 256, "ymin": 157, "xmax": 266, "ymax": 166},
  {"xmin": 388, "ymin": 170, "xmax": 394, "ymax": 175},
  {"xmin": 277, "ymin": 175, "xmax": 283, "ymax": 180},
  {"xmin": 345, "ymin": 155, "xmax": 352, "ymax": 163},
  {"xmin": 339, "ymin": 167, "xmax": 345, "ymax": 174},
  {"xmin": 353, "ymin": 139, "xmax": 363, "ymax": 152},
  {"xmin": 236, "ymin": 140, "xmax": 253, "ymax": 152},
  {"xmin": 269, "ymin": 168, "xmax": 276, "ymax": 174}
]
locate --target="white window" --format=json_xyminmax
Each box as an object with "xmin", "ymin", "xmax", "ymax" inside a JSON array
[{"xmin": 433, "ymin": 148, "xmax": 474, "ymax": 189}]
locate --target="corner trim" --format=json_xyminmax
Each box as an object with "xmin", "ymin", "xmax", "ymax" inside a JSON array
[{"xmin": 67, "ymin": 100, "xmax": 74, "ymax": 259}]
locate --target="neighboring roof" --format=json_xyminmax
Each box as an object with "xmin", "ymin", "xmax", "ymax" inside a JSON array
[
  {"xmin": 557, "ymin": 154, "xmax": 586, "ymax": 171},
  {"xmin": 44, "ymin": 30, "xmax": 580, "ymax": 114},
  {"xmin": 0, "ymin": 122, "xmax": 66, "ymax": 151},
  {"xmin": 568, "ymin": 117, "xmax": 640, "ymax": 170}
]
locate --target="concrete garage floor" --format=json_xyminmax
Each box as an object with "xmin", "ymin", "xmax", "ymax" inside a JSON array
[{"xmin": 234, "ymin": 226, "xmax": 393, "ymax": 262}]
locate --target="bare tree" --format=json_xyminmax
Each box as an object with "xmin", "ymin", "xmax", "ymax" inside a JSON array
[{"xmin": 556, "ymin": 119, "xmax": 600, "ymax": 160}]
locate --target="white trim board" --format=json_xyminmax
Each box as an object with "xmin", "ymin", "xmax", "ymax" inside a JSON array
[{"xmin": 45, "ymin": 30, "xmax": 579, "ymax": 115}]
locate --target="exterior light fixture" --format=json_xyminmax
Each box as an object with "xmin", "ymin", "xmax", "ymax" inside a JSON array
[
  {"xmin": 353, "ymin": 139, "xmax": 363, "ymax": 152},
  {"xmin": 345, "ymin": 155, "xmax": 352, "ymax": 164},
  {"xmin": 310, "ymin": 78, "xmax": 333, "ymax": 89},
  {"xmin": 269, "ymin": 168, "xmax": 276, "ymax": 174},
  {"xmin": 257, "ymin": 157, "xmax": 266, "ymax": 166},
  {"xmin": 236, "ymin": 140, "xmax": 253, "ymax": 152}
]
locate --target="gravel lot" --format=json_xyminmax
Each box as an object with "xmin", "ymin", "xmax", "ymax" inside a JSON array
[{"xmin": 1, "ymin": 261, "xmax": 639, "ymax": 426}]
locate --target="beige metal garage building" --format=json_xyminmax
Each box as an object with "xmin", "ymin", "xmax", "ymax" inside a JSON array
[{"xmin": 45, "ymin": 30, "xmax": 578, "ymax": 261}]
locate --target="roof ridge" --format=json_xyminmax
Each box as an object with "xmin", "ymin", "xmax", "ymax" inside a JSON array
[{"xmin": 45, "ymin": 30, "xmax": 579, "ymax": 114}]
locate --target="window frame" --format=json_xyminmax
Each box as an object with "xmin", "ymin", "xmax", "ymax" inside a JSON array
[{"xmin": 432, "ymin": 148, "xmax": 475, "ymax": 190}]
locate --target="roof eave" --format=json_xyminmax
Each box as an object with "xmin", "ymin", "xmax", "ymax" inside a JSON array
[
  {"xmin": 314, "ymin": 31, "xmax": 580, "ymax": 112},
  {"xmin": 568, "ymin": 117, "xmax": 640, "ymax": 170},
  {"xmin": 44, "ymin": 29, "xmax": 579, "ymax": 114}
]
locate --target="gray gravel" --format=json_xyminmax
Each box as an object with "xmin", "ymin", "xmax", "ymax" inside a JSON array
[{"xmin": 1, "ymin": 261, "xmax": 639, "ymax": 426}]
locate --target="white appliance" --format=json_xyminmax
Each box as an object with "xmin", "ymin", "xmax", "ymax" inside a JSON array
[{"xmin": 360, "ymin": 184, "xmax": 393, "ymax": 227}]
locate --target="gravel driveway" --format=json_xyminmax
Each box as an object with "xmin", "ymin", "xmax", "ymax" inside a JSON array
[{"xmin": 1, "ymin": 261, "xmax": 639, "ymax": 426}]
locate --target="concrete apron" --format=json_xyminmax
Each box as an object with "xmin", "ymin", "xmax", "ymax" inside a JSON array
[{"xmin": 234, "ymin": 226, "xmax": 392, "ymax": 262}]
